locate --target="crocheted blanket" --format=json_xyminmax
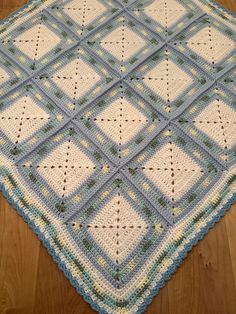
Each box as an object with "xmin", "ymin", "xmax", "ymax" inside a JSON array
[{"xmin": 0, "ymin": 0, "xmax": 235, "ymax": 313}]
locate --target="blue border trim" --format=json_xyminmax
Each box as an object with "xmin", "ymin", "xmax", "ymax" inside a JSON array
[{"xmin": 0, "ymin": 0, "xmax": 235, "ymax": 313}]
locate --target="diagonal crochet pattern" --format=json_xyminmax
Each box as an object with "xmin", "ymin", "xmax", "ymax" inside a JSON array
[{"xmin": 0, "ymin": 0, "xmax": 236, "ymax": 313}]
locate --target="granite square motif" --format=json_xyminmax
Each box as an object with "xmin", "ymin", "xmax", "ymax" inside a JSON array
[
  {"xmin": 35, "ymin": 47, "xmax": 117, "ymax": 115},
  {"xmin": 1, "ymin": 11, "xmax": 77, "ymax": 72},
  {"xmin": 129, "ymin": 0, "xmax": 202, "ymax": 38},
  {"xmin": 86, "ymin": 13, "xmax": 163, "ymax": 74},
  {"xmin": 126, "ymin": 46, "xmax": 209, "ymax": 116},
  {"xmin": 76, "ymin": 82, "xmax": 166, "ymax": 163},
  {"xmin": 49, "ymin": 0, "xmax": 121, "ymax": 37}
]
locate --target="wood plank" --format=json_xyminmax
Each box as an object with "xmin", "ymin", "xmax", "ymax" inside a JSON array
[
  {"xmin": 225, "ymin": 205, "xmax": 236, "ymax": 290},
  {"xmin": 0, "ymin": 194, "xmax": 40, "ymax": 314},
  {"xmin": 0, "ymin": 1, "xmax": 236, "ymax": 313},
  {"xmin": 34, "ymin": 243, "xmax": 96, "ymax": 314},
  {"xmin": 216, "ymin": 0, "xmax": 235, "ymax": 11},
  {"xmin": 166, "ymin": 215, "xmax": 236, "ymax": 314}
]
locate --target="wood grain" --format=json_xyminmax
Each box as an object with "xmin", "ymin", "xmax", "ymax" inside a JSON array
[{"xmin": 0, "ymin": 1, "xmax": 236, "ymax": 313}]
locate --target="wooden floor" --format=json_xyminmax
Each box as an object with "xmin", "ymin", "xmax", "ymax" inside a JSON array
[{"xmin": 0, "ymin": 1, "xmax": 236, "ymax": 313}]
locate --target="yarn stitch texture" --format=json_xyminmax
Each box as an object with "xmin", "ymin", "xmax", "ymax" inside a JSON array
[{"xmin": 0, "ymin": 0, "xmax": 236, "ymax": 313}]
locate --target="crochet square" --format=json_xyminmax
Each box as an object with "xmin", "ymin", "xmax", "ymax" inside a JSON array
[
  {"xmin": 129, "ymin": 0, "xmax": 202, "ymax": 37},
  {"xmin": 0, "ymin": 84, "xmax": 68, "ymax": 160},
  {"xmin": 126, "ymin": 46, "xmax": 209, "ymax": 116},
  {"xmin": 1, "ymin": 11, "xmax": 78, "ymax": 72},
  {"xmin": 123, "ymin": 124, "xmax": 224, "ymax": 222},
  {"xmin": 35, "ymin": 47, "xmax": 117, "ymax": 115},
  {"xmin": 66, "ymin": 174, "xmax": 168, "ymax": 287},
  {"xmin": 176, "ymin": 85, "xmax": 236, "ymax": 166},
  {"xmin": 48, "ymin": 0, "xmax": 121, "ymax": 37},
  {"xmin": 16, "ymin": 124, "xmax": 114, "ymax": 217},
  {"xmin": 75, "ymin": 82, "xmax": 166, "ymax": 163},
  {"xmin": 86, "ymin": 13, "xmax": 163, "ymax": 74},
  {"xmin": 171, "ymin": 15, "xmax": 236, "ymax": 73}
]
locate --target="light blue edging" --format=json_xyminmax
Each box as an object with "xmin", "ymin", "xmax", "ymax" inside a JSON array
[{"xmin": 0, "ymin": 0, "xmax": 235, "ymax": 313}]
